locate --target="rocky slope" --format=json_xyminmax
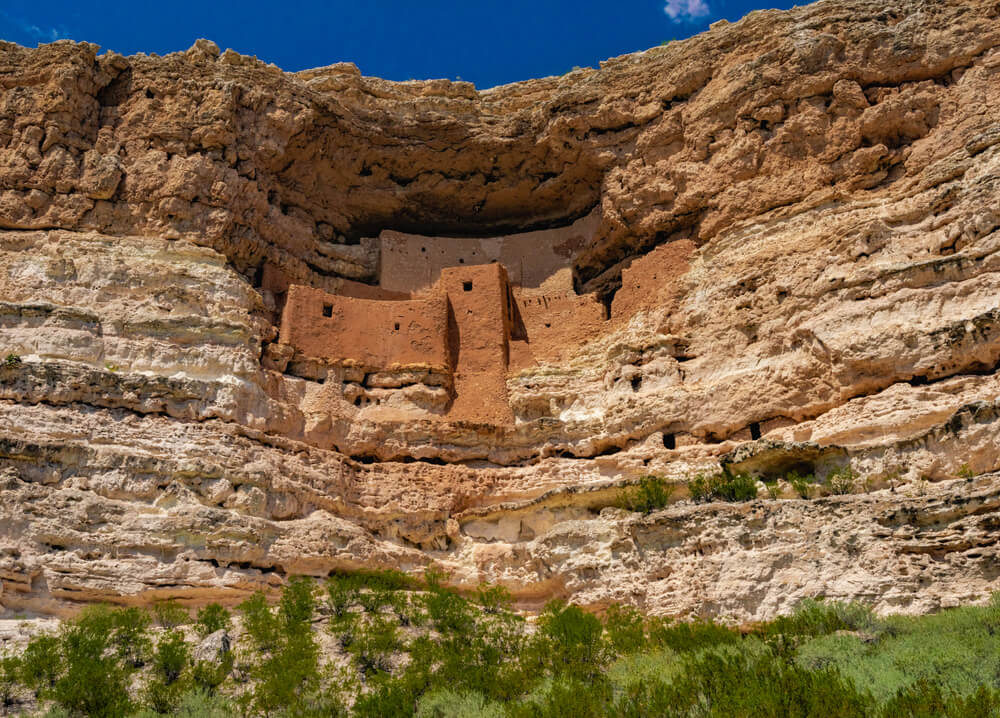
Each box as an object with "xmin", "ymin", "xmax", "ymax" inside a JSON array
[{"xmin": 2, "ymin": 0, "xmax": 1000, "ymax": 621}]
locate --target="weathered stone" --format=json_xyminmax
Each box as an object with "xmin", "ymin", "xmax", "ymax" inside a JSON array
[{"xmin": 1, "ymin": 0, "xmax": 1000, "ymax": 621}]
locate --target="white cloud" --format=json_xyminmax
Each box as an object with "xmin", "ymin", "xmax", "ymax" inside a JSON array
[
  {"xmin": 0, "ymin": 11, "xmax": 63, "ymax": 43},
  {"xmin": 663, "ymin": 0, "xmax": 711, "ymax": 23}
]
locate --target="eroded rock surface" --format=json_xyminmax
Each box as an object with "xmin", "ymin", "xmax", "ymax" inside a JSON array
[{"xmin": 2, "ymin": 0, "xmax": 1000, "ymax": 620}]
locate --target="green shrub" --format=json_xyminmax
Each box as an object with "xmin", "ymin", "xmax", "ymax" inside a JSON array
[
  {"xmin": 647, "ymin": 617, "xmax": 740, "ymax": 653},
  {"xmin": 327, "ymin": 573, "xmax": 362, "ymax": 619},
  {"xmin": 49, "ymin": 605, "xmax": 135, "ymax": 718},
  {"xmin": 110, "ymin": 606, "xmax": 152, "ymax": 668},
  {"xmin": 688, "ymin": 471, "xmax": 758, "ymax": 503},
  {"xmin": 536, "ymin": 601, "xmax": 607, "ymax": 678},
  {"xmin": 616, "ymin": 648, "xmax": 871, "ymax": 718},
  {"xmin": 350, "ymin": 615, "xmax": 400, "ymax": 677},
  {"xmin": 714, "ymin": 471, "xmax": 758, "ymax": 502},
  {"xmin": 2, "ymin": 353, "xmax": 21, "ymax": 368},
  {"xmin": 604, "ymin": 604, "xmax": 646, "ymax": 655},
  {"xmin": 508, "ymin": 676, "xmax": 613, "ymax": 718},
  {"xmin": 687, "ymin": 474, "xmax": 711, "ymax": 502},
  {"xmin": 153, "ymin": 600, "xmax": 190, "ymax": 629},
  {"xmin": 788, "ymin": 470, "xmax": 815, "ymax": 499},
  {"xmin": 476, "ymin": 583, "xmax": 513, "ymax": 614},
  {"xmin": 416, "ymin": 689, "xmax": 504, "ymax": 718},
  {"xmin": 241, "ymin": 578, "xmax": 328, "ymax": 716},
  {"xmin": 239, "ymin": 592, "xmax": 279, "ymax": 652},
  {"xmin": 132, "ymin": 688, "xmax": 238, "ymax": 717},
  {"xmin": 195, "ymin": 603, "xmax": 231, "ymax": 638},
  {"xmin": 424, "ymin": 587, "xmax": 474, "ymax": 634},
  {"xmin": 617, "ymin": 475, "xmax": 674, "ymax": 513},
  {"xmin": 957, "ymin": 464, "xmax": 976, "ymax": 479},
  {"xmin": 19, "ymin": 633, "xmax": 61, "ymax": 696},
  {"xmin": 827, "ymin": 466, "xmax": 858, "ymax": 495},
  {"xmin": 0, "ymin": 654, "xmax": 21, "ymax": 709}
]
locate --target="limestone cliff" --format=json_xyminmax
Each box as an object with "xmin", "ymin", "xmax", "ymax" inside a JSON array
[{"xmin": 2, "ymin": 0, "xmax": 1000, "ymax": 621}]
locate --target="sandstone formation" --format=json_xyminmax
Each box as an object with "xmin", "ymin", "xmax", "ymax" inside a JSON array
[{"xmin": 2, "ymin": 0, "xmax": 1000, "ymax": 622}]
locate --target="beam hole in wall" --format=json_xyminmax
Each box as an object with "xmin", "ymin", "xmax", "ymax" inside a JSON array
[
  {"xmin": 544, "ymin": 322, "xmax": 551, "ymax": 328},
  {"xmin": 322, "ymin": 304, "xmax": 333, "ymax": 318},
  {"xmin": 750, "ymin": 422, "xmax": 762, "ymax": 440},
  {"xmin": 463, "ymin": 281, "xmax": 473, "ymax": 291},
  {"xmin": 663, "ymin": 433, "xmax": 676, "ymax": 450},
  {"xmin": 458, "ymin": 258, "xmax": 465, "ymax": 264}
]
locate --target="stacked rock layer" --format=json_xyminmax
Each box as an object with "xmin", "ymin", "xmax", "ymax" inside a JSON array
[{"xmin": 2, "ymin": 0, "xmax": 1000, "ymax": 621}]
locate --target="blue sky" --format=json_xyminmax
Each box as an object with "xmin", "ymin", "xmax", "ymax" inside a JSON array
[{"xmin": 0, "ymin": 0, "xmax": 798, "ymax": 88}]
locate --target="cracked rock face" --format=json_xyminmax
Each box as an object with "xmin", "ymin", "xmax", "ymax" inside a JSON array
[{"xmin": 3, "ymin": 0, "xmax": 1000, "ymax": 621}]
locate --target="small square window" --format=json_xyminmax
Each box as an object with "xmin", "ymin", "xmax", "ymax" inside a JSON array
[
  {"xmin": 394, "ymin": 322, "xmax": 400, "ymax": 330},
  {"xmin": 463, "ymin": 281, "xmax": 473, "ymax": 291},
  {"xmin": 322, "ymin": 304, "xmax": 333, "ymax": 317}
]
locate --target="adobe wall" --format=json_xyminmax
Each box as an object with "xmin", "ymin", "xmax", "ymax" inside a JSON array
[
  {"xmin": 611, "ymin": 239, "xmax": 697, "ymax": 320},
  {"xmin": 278, "ymin": 285, "xmax": 450, "ymax": 370},
  {"xmin": 377, "ymin": 210, "xmax": 599, "ymax": 294},
  {"xmin": 437, "ymin": 263, "xmax": 514, "ymax": 423},
  {"xmin": 510, "ymin": 289, "xmax": 607, "ymax": 369}
]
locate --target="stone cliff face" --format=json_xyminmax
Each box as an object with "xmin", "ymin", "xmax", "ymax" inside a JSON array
[{"xmin": 2, "ymin": 0, "xmax": 1000, "ymax": 621}]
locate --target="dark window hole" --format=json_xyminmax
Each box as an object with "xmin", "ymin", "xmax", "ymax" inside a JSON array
[
  {"xmin": 750, "ymin": 422, "xmax": 761, "ymax": 440},
  {"xmin": 322, "ymin": 304, "xmax": 333, "ymax": 317},
  {"xmin": 394, "ymin": 322, "xmax": 400, "ymax": 330},
  {"xmin": 662, "ymin": 433, "xmax": 676, "ymax": 450},
  {"xmin": 631, "ymin": 376, "xmax": 642, "ymax": 391},
  {"xmin": 463, "ymin": 281, "xmax": 473, "ymax": 291}
]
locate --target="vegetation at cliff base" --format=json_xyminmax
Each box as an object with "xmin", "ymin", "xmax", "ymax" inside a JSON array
[{"xmin": 3, "ymin": 575, "xmax": 1000, "ymax": 717}]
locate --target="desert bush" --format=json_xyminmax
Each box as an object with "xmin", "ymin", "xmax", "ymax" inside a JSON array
[
  {"xmin": 535, "ymin": 601, "xmax": 607, "ymax": 678},
  {"xmin": 350, "ymin": 615, "xmax": 401, "ymax": 677},
  {"xmin": 604, "ymin": 604, "xmax": 646, "ymax": 654},
  {"xmin": 424, "ymin": 586, "xmax": 475, "ymax": 635},
  {"xmin": 647, "ymin": 617, "xmax": 740, "ymax": 653},
  {"xmin": 687, "ymin": 473, "xmax": 711, "ymax": 502},
  {"xmin": 241, "ymin": 578, "xmax": 328, "ymax": 716},
  {"xmin": 827, "ymin": 465, "xmax": 858, "ymax": 495},
  {"xmin": 110, "ymin": 606, "xmax": 152, "ymax": 668},
  {"xmin": 326, "ymin": 573, "xmax": 362, "ymax": 620},
  {"xmin": 195, "ymin": 603, "xmax": 231, "ymax": 638},
  {"xmin": 2, "ymin": 353, "xmax": 21, "ymax": 368},
  {"xmin": 416, "ymin": 689, "xmax": 504, "ymax": 718},
  {"xmin": 49, "ymin": 605, "xmax": 136, "ymax": 718},
  {"xmin": 476, "ymin": 583, "xmax": 513, "ymax": 614},
  {"xmin": 688, "ymin": 471, "xmax": 758, "ymax": 503},
  {"xmin": 508, "ymin": 676, "xmax": 613, "ymax": 718},
  {"xmin": 131, "ymin": 688, "xmax": 238, "ymax": 718},
  {"xmin": 765, "ymin": 599, "xmax": 880, "ymax": 641},
  {"xmin": 617, "ymin": 475, "xmax": 674, "ymax": 513},
  {"xmin": 19, "ymin": 632, "xmax": 61, "ymax": 696},
  {"xmin": 138, "ymin": 633, "xmax": 194, "ymax": 718},
  {"xmin": 615, "ymin": 648, "xmax": 871, "ymax": 718},
  {"xmin": 0, "ymin": 654, "xmax": 21, "ymax": 709},
  {"xmin": 153, "ymin": 600, "xmax": 190, "ymax": 629},
  {"xmin": 788, "ymin": 470, "xmax": 814, "ymax": 498}
]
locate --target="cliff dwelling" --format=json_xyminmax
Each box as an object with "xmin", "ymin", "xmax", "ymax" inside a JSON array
[{"xmin": 269, "ymin": 212, "xmax": 618, "ymax": 423}]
